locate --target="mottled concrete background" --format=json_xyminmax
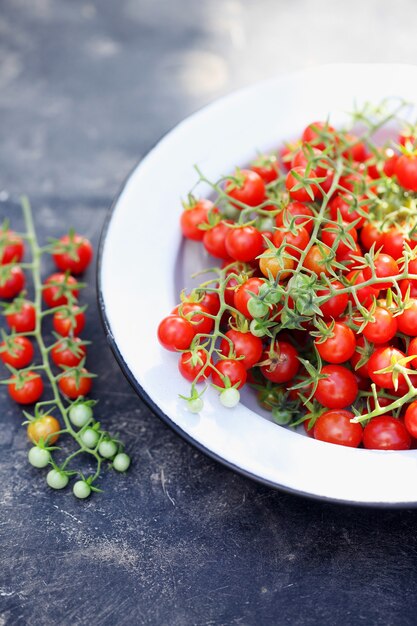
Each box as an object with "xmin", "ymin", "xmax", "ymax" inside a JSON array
[{"xmin": 2, "ymin": 1, "xmax": 417, "ymax": 625}]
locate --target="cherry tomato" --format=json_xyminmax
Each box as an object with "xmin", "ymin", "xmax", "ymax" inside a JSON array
[
  {"xmin": 259, "ymin": 251, "xmax": 294, "ymax": 280},
  {"xmin": 362, "ymin": 253, "xmax": 399, "ymax": 289},
  {"xmin": 329, "ymin": 193, "xmax": 368, "ymax": 228},
  {"xmin": 407, "ymin": 337, "xmax": 417, "ymax": 368},
  {"xmin": 361, "ymin": 221, "xmax": 384, "ymax": 251},
  {"xmin": 342, "ymin": 133, "xmax": 368, "ymax": 162},
  {"xmin": 314, "ymin": 409, "xmax": 362, "ymax": 447},
  {"xmin": 172, "ymin": 302, "xmax": 214, "ymax": 335},
  {"xmin": 397, "ymin": 299, "xmax": 417, "ymax": 336},
  {"xmin": 180, "ymin": 199, "xmax": 216, "ymax": 241},
  {"xmin": 303, "ymin": 244, "xmax": 331, "ymax": 277},
  {"xmin": 52, "ymin": 233, "xmax": 93, "ymax": 275},
  {"xmin": 383, "ymin": 149, "xmax": 399, "ymax": 177},
  {"xmin": 368, "ymin": 346, "xmax": 406, "ymax": 389},
  {"xmin": 219, "ymin": 329, "xmax": 263, "ymax": 369},
  {"xmin": 0, "ymin": 230, "xmax": 24, "ymax": 264},
  {"xmin": 0, "ymin": 265, "xmax": 25, "ymax": 299},
  {"xmin": 178, "ymin": 349, "xmax": 212, "ymax": 383},
  {"xmin": 395, "ymin": 155, "xmax": 417, "ymax": 192},
  {"xmin": 275, "ymin": 202, "xmax": 314, "ymax": 234},
  {"xmin": 203, "ymin": 220, "xmax": 232, "ymax": 260},
  {"xmin": 272, "ymin": 225, "xmax": 310, "ymax": 260},
  {"xmin": 225, "ymin": 169, "xmax": 266, "ymax": 208},
  {"xmin": 225, "ymin": 226, "xmax": 263, "ymax": 262},
  {"xmin": 196, "ymin": 291, "xmax": 220, "ymax": 316},
  {"xmin": 286, "ymin": 166, "xmax": 318, "ymax": 202},
  {"xmin": 5, "ymin": 300, "xmax": 36, "ymax": 333},
  {"xmin": 157, "ymin": 315, "xmax": 196, "ymax": 351},
  {"xmin": 302, "ymin": 121, "xmax": 336, "ymax": 150},
  {"xmin": 8, "ymin": 370, "xmax": 43, "ymax": 404},
  {"xmin": 345, "ymin": 269, "xmax": 380, "ymax": 307},
  {"xmin": 234, "ymin": 277, "xmax": 266, "ymax": 319},
  {"xmin": 43, "ymin": 273, "xmax": 79, "ymax": 308},
  {"xmin": 362, "ymin": 306, "xmax": 398, "ymax": 344},
  {"xmin": 53, "ymin": 306, "xmax": 85, "ymax": 337},
  {"xmin": 27, "ymin": 415, "xmax": 61, "ymax": 444},
  {"xmin": 314, "ymin": 365, "xmax": 358, "ymax": 409},
  {"xmin": 58, "ymin": 368, "xmax": 93, "ymax": 399},
  {"xmin": 51, "ymin": 338, "xmax": 86, "ymax": 368},
  {"xmin": 315, "ymin": 323, "xmax": 356, "ymax": 364},
  {"xmin": 321, "ymin": 222, "xmax": 358, "ymax": 259},
  {"xmin": 404, "ymin": 401, "xmax": 417, "ymax": 438},
  {"xmin": 400, "ymin": 279, "xmax": 417, "ymax": 299},
  {"xmin": 317, "ymin": 280, "xmax": 348, "ymax": 319},
  {"xmin": 250, "ymin": 155, "xmax": 279, "ymax": 183},
  {"xmin": 382, "ymin": 226, "xmax": 417, "ymax": 260},
  {"xmin": 363, "ymin": 416, "xmax": 411, "ymax": 450},
  {"xmin": 260, "ymin": 341, "xmax": 300, "ymax": 384},
  {"xmin": 350, "ymin": 335, "xmax": 375, "ymax": 378},
  {"xmin": 211, "ymin": 359, "xmax": 247, "ymax": 389},
  {"xmin": 0, "ymin": 336, "xmax": 34, "ymax": 369}
]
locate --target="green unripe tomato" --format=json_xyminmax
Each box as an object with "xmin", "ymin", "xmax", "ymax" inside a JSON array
[
  {"xmin": 28, "ymin": 446, "xmax": 50, "ymax": 468},
  {"xmin": 113, "ymin": 453, "xmax": 131, "ymax": 472},
  {"xmin": 247, "ymin": 297, "xmax": 269, "ymax": 318},
  {"xmin": 69, "ymin": 403, "xmax": 93, "ymax": 428},
  {"xmin": 46, "ymin": 469, "xmax": 69, "ymax": 490},
  {"xmin": 98, "ymin": 439, "xmax": 118, "ymax": 459},
  {"xmin": 73, "ymin": 480, "xmax": 91, "ymax": 499},
  {"xmin": 187, "ymin": 397, "xmax": 203, "ymax": 413},
  {"xmin": 80, "ymin": 428, "xmax": 100, "ymax": 448},
  {"xmin": 219, "ymin": 388, "xmax": 240, "ymax": 408}
]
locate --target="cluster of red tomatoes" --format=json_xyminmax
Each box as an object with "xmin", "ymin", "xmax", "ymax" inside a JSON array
[
  {"xmin": 158, "ymin": 114, "xmax": 417, "ymax": 450},
  {"xmin": 0, "ymin": 228, "xmax": 93, "ymax": 443}
]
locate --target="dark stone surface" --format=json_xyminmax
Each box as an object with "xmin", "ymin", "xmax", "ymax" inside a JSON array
[{"xmin": 3, "ymin": 1, "xmax": 417, "ymax": 625}]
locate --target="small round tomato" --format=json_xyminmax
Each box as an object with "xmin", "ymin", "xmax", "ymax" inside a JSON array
[
  {"xmin": 0, "ymin": 230, "xmax": 24, "ymax": 264},
  {"xmin": 345, "ymin": 269, "xmax": 380, "ymax": 308},
  {"xmin": 52, "ymin": 233, "xmax": 93, "ymax": 275},
  {"xmin": 314, "ymin": 409, "xmax": 362, "ymax": 447},
  {"xmin": 234, "ymin": 277, "xmax": 266, "ymax": 319},
  {"xmin": 172, "ymin": 302, "xmax": 213, "ymax": 335},
  {"xmin": 225, "ymin": 168, "xmax": 266, "ymax": 208},
  {"xmin": 363, "ymin": 416, "xmax": 411, "ymax": 450},
  {"xmin": 329, "ymin": 193, "xmax": 368, "ymax": 227},
  {"xmin": 0, "ymin": 265, "xmax": 25, "ymax": 299},
  {"xmin": 317, "ymin": 280, "xmax": 349, "ymax": 319},
  {"xmin": 361, "ymin": 221, "xmax": 384, "ymax": 251},
  {"xmin": 272, "ymin": 225, "xmax": 310, "ymax": 260},
  {"xmin": 368, "ymin": 346, "xmax": 406, "ymax": 389},
  {"xmin": 362, "ymin": 253, "xmax": 399, "ymax": 290},
  {"xmin": 260, "ymin": 341, "xmax": 299, "ymax": 384},
  {"xmin": 43, "ymin": 273, "xmax": 79, "ymax": 308},
  {"xmin": 302, "ymin": 121, "xmax": 336, "ymax": 150},
  {"xmin": 321, "ymin": 222, "xmax": 358, "ymax": 259},
  {"xmin": 194, "ymin": 291, "xmax": 220, "ymax": 316},
  {"xmin": 315, "ymin": 323, "xmax": 356, "ymax": 364},
  {"xmin": 259, "ymin": 252, "xmax": 294, "ymax": 280},
  {"xmin": 400, "ymin": 279, "xmax": 417, "ymax": 299},
  {"xmin": 250, "ymin": 154, "xmax": 279, "ymax": 183},
  {"xmin": 404, "ymin": 401, "xmax": 417, "ymax": 438},
  {"xmin": 157, "ymin": 315, "xmax": 196, "ymax": 351},
  {"xmin": 51, "ymin": 338, "xmax": 87, "ymax": 368},
  {"xmin": 314, "ymin": 365, "xmax": 358, "ymax": 409},
  {"xmin": 8, "ymin": 371, "xmax": 43, "ymax": 404},
  {"xmin": 303, "ymin": 244, "xmax": 331, "ymax": 277},
  {"xmin": 395, "ymin": 154, "xmax": 417, "ymax": 192},
  {"xmin": 0, "ymin": 336, "xmax": 34, "ymax": 369},
  {"xmin": 212, "ymin": 359, "xmax": 247, "ymax": 389},
  {"xmin": 203, "ymin": 220, "xmax": 232, "ymax": 260},
  {"xmin": 286, "ymin": 166, "xmax": 318, "ymax": 202},
  {"xmin": 382, "ymin": 226, "xmax": 417, "ymax": 260},
  {"xmin": 383, "ymin": 148, "xmax": 399, "ymax": 177},
  {"xmin": 219, "ymin": 329, "xmax": 263, "ymax": 369},
  {"xmin": 58, "ymin": 368, "xmax": 92, "ymax": 399},
  {"xmin": 350, "ymin": 335, "xmax": 374, "ymax": 378},
  {"xmin": 342, "ymin": 133, "xmax": 368, "ymax": 162},
  {"xmin": 5, "ymin": 300, "xmax": 36, "ymax": 333},
  {"xmin": 178, "ymin": 349, "xmax": 212, "ymax": 383},
  {"xmin": 27, "ymin": 415, "xmax": 61, "ymax": 444},
  {"xmin": 407, "ymin": 337, "xmax": 417, "ymax": 368},
  {"xmin": 225, "ymin": 226, "xmax": 264, "ymax": 262},
  {"xmin": 275, "ymin": 202, "xmax": 314, "ymax": 234},
  {"xmin": 362, "ymin": 306, "xmax": 398, "ymax": 344},
  {"xmin": 180, "ymin": 198, "xmax": 216, "ymax": 241},
  {"xmin": 397, "ymin": 299, "xmax": 417, "ymax": 336},
  {"xmin": 53, "ymin": 306, "xmax": 86, "ymax": 337}
]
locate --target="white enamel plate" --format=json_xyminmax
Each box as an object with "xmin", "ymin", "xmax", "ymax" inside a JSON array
[{"xmin": 98, "ymin": 64, "xmax": 417, "ymax": 506}]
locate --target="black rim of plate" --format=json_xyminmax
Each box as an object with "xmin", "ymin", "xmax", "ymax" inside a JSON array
[{"xmin": 96, "ymin": 98, "xmax": 417, "ymax": 511}]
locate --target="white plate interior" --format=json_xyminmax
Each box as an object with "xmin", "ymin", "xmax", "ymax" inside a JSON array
[{"xmin": 100, "ymin": 64, "xmax": 417, "ymax": 505}]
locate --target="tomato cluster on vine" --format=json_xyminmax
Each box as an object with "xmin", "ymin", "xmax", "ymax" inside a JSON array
[{"xmin": 158, "ymin": 102, "xmax": 417, "ymax": 451}]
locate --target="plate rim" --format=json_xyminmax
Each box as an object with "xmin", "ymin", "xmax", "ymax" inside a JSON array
[{"xmin": 97, "ymin": 63, "xmax": 417, "ymax": 509}]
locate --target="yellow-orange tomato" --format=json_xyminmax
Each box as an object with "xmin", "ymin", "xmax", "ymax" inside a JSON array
[
  {"xmin": 259, "ymin": 253, "xmax": 294, "ymax": 280},
  {"xmin": 27, "ymin": 415, "xmax": 61, "ymax": 444},
  {"xmin": 303, "ymin": 244, "xmax": 331, "ymax": 276}
]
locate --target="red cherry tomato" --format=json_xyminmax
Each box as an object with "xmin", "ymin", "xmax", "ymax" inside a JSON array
[
  {"xmin": 395, "ymin": 155, "xmax": 417, "ymax": 192},
  {"xmin": 260, "ymin": 341, "xmax": 300, "ymax": 384},
  {"xmin": 178, "ymin": 349, "xmax": 212, "ymax": 383},
  {"xmin": 5, "ymin": 300, "xmax": 36, "ymax": 333},
  {"xmin": 285, "ymin": 166, "xmax": 318, "ymax": 202},
  {"xmin": 52, "ymin": 233, "xmax": 93, "ymax": 275},
  {"xmin": 345, "ymin": 270, "xmax": 380, "ymax": 308},
  {"xmin": 43, "ymin": 273, "xmax": 79, "ymax": 308},
  {"xmin": 275, "ymin": 202, "xmax": 314, "ymax": 234},
  {"xmin": 302, "ymin": 121, "xmax": 336, "ymax": 150},
  {"xmin": 317, "ymin": 280, "xmax": 349, "ymax": 319},
  {"xmin": 172, "ymin": 302, "xmax": 214, "ymax": 335},
  {"xmin": 0, "ymin": 336, "xmax": 34, "ymax": 369},
  {"xmin": 250, "ymin": 155, "xmax": 279, "ymax": 183},
  {"xmin": 225, "ymin": 169, "xmax": 266, "ymax": 208},
  {"xmin": 0, "ymin": 265, "xmax": 25, "ymax": 299},
  {"xmin": 363, "ymin": 416, "xmax": 411, "ymax": 450},
  {"xmin": 211, "ymin": 359, "xmax": 247, "ymax": 389},
  {"xmin": 58, "ymin": 368, "xmax": 92, "ymax": 399},
  {"xmin": 314, "ymin": 365, "xmax": 358, "ymax": 409},
  {"xmin": 362, "ymin": 253, "xmax": 399, "ymax": 290},
  {"xmin": 157, "ymin": 315, "xmax": 196, "ymax": 352},
  {"xmin": 53, "ymin": 306, "xmax": 86, "ymax": 337},
  {"xmin": 203, "ymin": 220, "xmax": 232, "ymax": 260},
  {"xmin": 315, "ymin": 323, "xmax": 356, "ymax": 364},
  {"xmin": 361, "ymin": 221, "xmax": 384, "ymax": 251},
  {"xmin": 362, "ymin": 306, "xmax": 398, "ymax": 344},
  {"xmin": 272, "ymin": 225, "xmax": 310, "ymax": 260},
  {"xmin": 234, "ymin": 277, "xmax": 265, "ymax": 319},
  {"xmin": 225, "ymin": 226, "xmax": 264, "ymax": 262},
  {"xmin": 0, "ymin": 230, "xmax": 24, "ymax": 264},
  {"xmin": 329, "ymin": 193, "xmax": 368, "ymax": 228},
  {"xmin": 314, "ymin": 409, "xmax": 362, "ymax": 447},
  {"xmin": 51, "ymin": 338, "xmax": 86, "ymax": 368},
  {"xmin": 219, "ymin": 329, "xmax": 263, "ymax": 369},
  {"xmin": 321, "ymin": 222, "xmax": 358, "ymax": 259},
  {"xmin": 397, "ymin": 299, "xmax": 417, "ymax": 336},
  {"xmin": 180, "ymin": 199, "xmax": 216, "ymax": 241},
  {"xmin": 404, "ymin": 401, "xmax": 417, "ymax": 438},
  {"xmin": 8, "ymin": 370, "xmax": 43, "ymax": 404},
  {"xmin": 368, "ymin": 346, "xmax": 406, "ymax": 389}
]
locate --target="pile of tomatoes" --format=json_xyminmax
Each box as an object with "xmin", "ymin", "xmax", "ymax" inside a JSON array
[
  {"xmin": 0, "ymin": 228, "xmax": 93, "ymax": 436},
  {"xmin": 158, "ymin": 108, "xmax": 417, "ymax": 451}
]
